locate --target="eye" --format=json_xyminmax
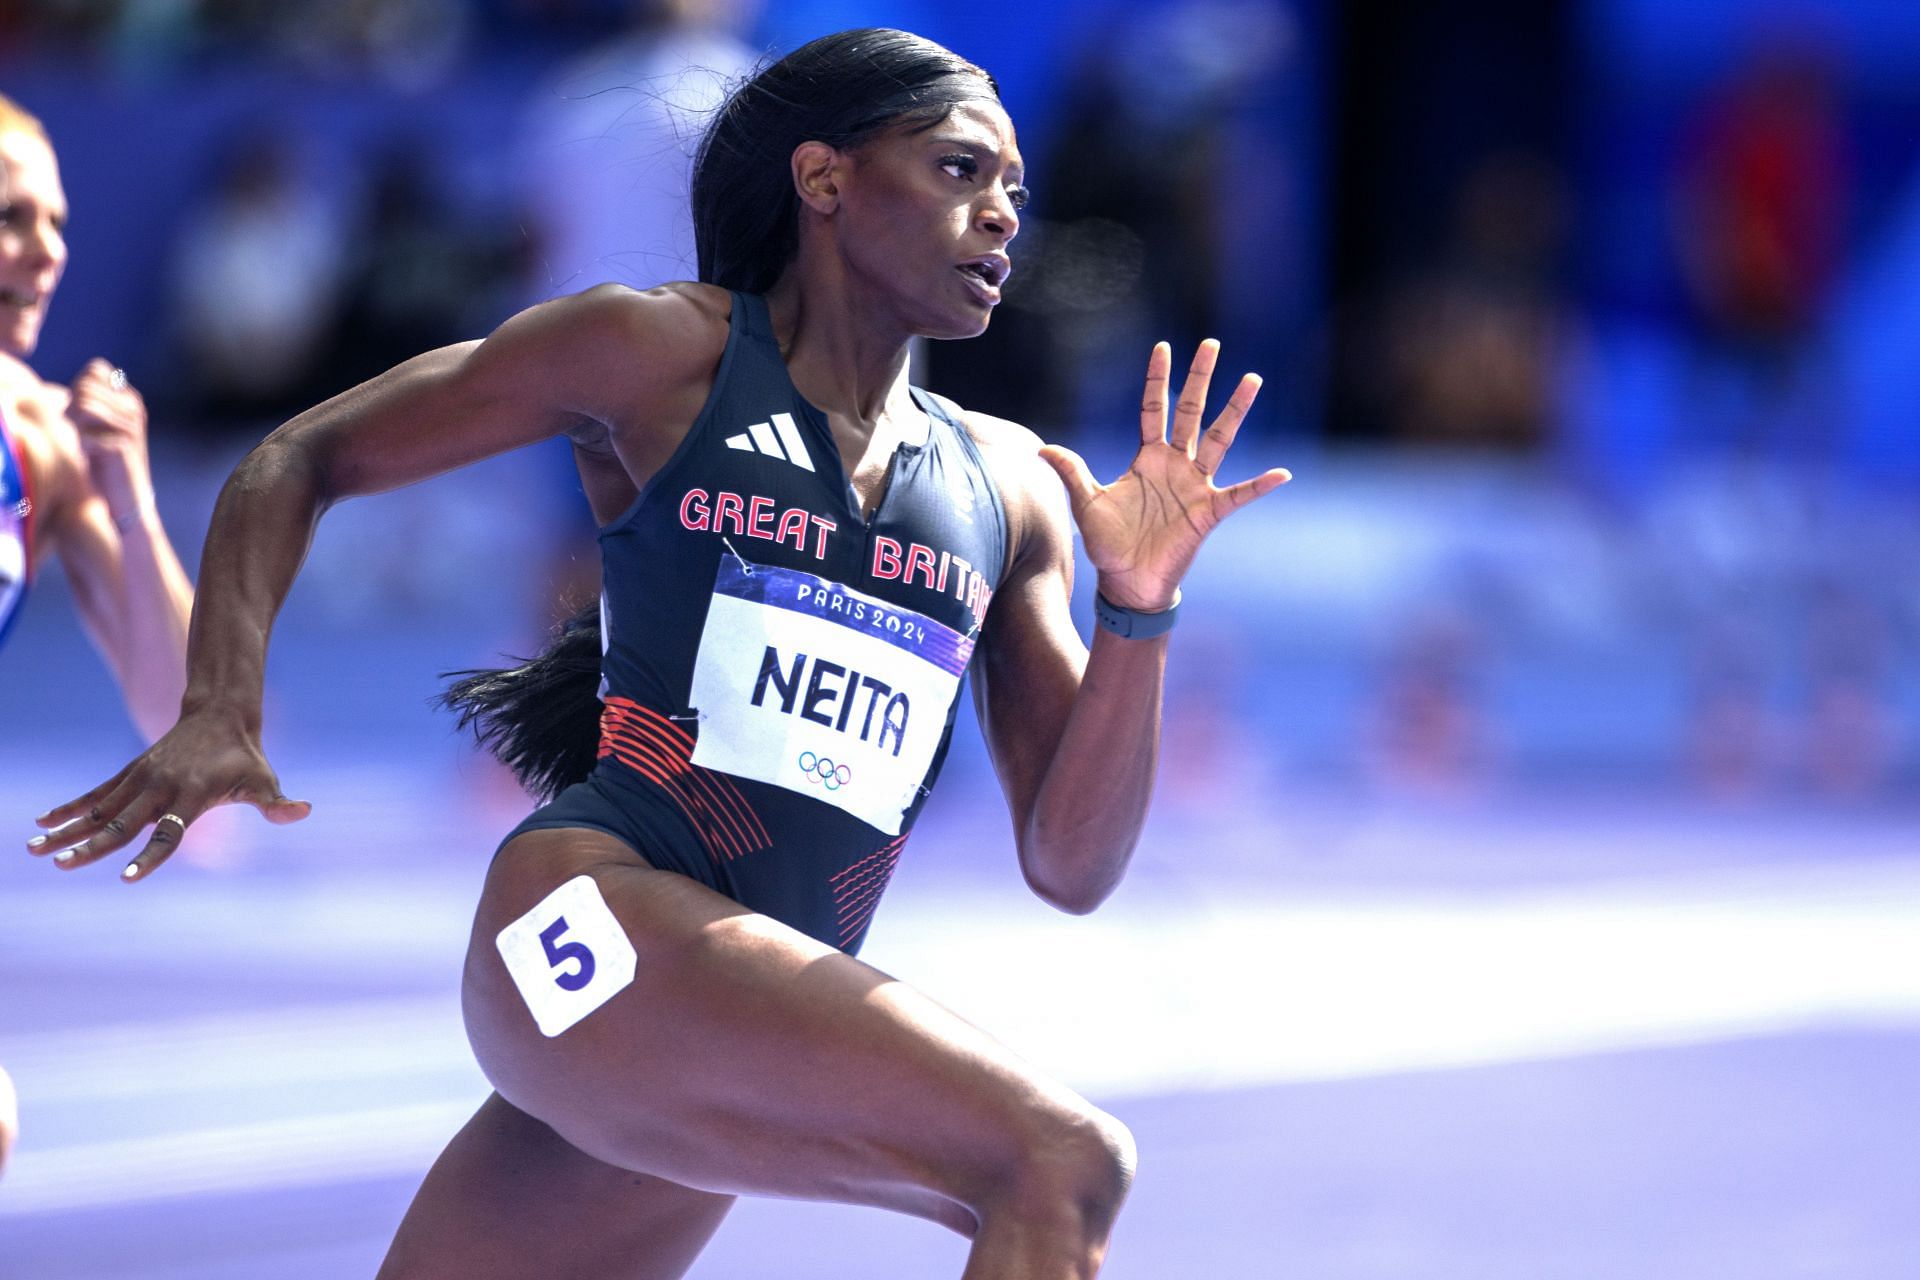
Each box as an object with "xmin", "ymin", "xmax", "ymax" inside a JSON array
[
  {"xmin": 939, "ymin": 153, "xmax": 978, "ymax": 182},
  {"xmin": 1006, "ymin": 184, "xmax": 1031, "ymax": 212}
]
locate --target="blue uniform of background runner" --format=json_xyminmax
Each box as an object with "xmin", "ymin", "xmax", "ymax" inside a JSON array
[{"xmin": 0, "ymin": 408, "xmax": 35, "ymax": 649}]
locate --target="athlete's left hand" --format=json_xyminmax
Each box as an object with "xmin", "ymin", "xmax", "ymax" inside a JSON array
[{"xmin": 1038, "ymin": 340, "xmax": 1289, "ymax": 612}]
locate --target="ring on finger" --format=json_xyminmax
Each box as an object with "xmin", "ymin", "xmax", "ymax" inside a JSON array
[
  {"xmin": 108, "ymin": 367, "xmax": 128, "ymax": 391},
  {"xmin": 153, "ymin": 812, "xmax": 188, "ymax": 839}
]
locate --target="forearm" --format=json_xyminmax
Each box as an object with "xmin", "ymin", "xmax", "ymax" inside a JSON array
[
  {"xmin": 178, "ymin": 437, "xmax": 331, "ymax": 731},
  {"xmin": 1019, "ymin": 627, "xmax": 1168, "ymax": 913},
  {"xmin": 106, "ymin": 507, "xmax": 195, "ymax": 743}
]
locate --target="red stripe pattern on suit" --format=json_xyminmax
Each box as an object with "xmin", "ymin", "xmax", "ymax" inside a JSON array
[
  {"xmin": 830, "ymin": 833, "xmax": 909, "ymax": 948},
  {"xmin": 597, "ymin": 696, "xmax": 772, "ymax": 863}
]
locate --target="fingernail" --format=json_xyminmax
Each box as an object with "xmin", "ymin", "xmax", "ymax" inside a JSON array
[
  {"xmin": 54, "ymin": 850, "xmax": 74, "ymax": 864},
  {"xmin": 121, "ymin": 864, "xmax": 140, "ymax": 880},
  {"xmin": 27, "ymin": 834, "xmax": 45, "ymax": 849}
]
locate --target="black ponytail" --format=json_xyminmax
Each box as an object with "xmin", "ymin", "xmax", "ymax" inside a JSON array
[
  {"xmin": 443, "ymin": 30, "xmax": 998, "ymax": 797},
  {"xmin": 438, "ymin": 602, "xmax": 603, "ymax": 801}
]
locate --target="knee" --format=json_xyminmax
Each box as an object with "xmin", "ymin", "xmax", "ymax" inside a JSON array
[
  {"xmin": 1059, "ymin": 1106, "xmax": 1137, "ymax": 1234},
  {"xmin": 993, "ymin": 1101, "xmax": 1137, "ymax": 1243}
]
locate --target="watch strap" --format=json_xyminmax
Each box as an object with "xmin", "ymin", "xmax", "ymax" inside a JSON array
[{"xmin": 1093, "ymin": 589, "xmax": 1180, "ymax": 640}]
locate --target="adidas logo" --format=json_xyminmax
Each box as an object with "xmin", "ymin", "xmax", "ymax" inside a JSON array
[{"xmin": 724, "ymin": 413, "xmax": 815, "ymax": 472}]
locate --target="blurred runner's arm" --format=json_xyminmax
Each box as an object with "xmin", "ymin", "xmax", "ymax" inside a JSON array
[{"xmin": 51, "ymin": 360, "xmax": 194, "ymax": 743}]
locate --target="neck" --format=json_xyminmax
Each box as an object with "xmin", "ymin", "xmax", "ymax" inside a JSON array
[{"xmin": 763, "ymin": 255, "xmax": 917, "ymax": 431}]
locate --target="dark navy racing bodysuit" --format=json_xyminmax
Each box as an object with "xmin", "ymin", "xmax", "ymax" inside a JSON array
[{"xmin": 509, "ymin": 291, "xmax": 1008, "ymax": 954}]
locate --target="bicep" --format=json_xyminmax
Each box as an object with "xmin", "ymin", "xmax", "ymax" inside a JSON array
[{"xmin": 285, "ymin": 285, "xmax": 697, "ymax": 501}]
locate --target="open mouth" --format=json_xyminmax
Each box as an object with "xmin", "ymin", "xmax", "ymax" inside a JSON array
[
  {"xmin": 0, "ymin": 287, "xmax": 43, "ymax": 310},
  {"xmin": 956, "ymin": 255, "xmax": 1011, "ymax": 305},
  {"xmin": 957, "ymin": 256, "xmax": 1011, "ymax": 289}
]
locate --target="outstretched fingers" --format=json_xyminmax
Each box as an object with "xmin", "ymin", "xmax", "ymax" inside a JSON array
[
  {"xmin": 28, "ymin": 772, "xmax": 143, "ymax": 861},
  {"xmin": 38, "ymin": 789, "xmax": 175, "ymax": 872},
  {"xmin": 1194, "ymin": 373, "xmax": 1263, "ymax": 476},
  {"xmin": 1168, "ymin": 340, "xmax": 1220, "ymax": 454},
  {"xmin": 110, "ymin": 788, "xmax": 307, "ymax": 882},
  {"xmin": 33, "ymin": 764, "xmax": 134, "ymax": 836},
  {"xmin": 121, "ymin": 808, "xmax": 200, "ymax": 883},
  {"xmin": 1138, "ymin": 342, "xmax": 1173, "ymax": 445},
  {"xmin": 31, "ymin": 754, "xmax": 312, "ymax": 880}
]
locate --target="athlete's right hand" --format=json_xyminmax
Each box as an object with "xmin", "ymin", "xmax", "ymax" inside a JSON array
[{"xmin": 26, "ymin": 711, "xmax": 311, "ymax": 882}]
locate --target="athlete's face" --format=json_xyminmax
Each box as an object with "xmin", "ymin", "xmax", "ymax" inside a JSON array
[
  {"xmin": 0, "ymin": 130, "xmax": 66, "ymax": 360},
  {"xmin": 833, "ymin": 99, "xmax": 1025, "ymax": 340}
]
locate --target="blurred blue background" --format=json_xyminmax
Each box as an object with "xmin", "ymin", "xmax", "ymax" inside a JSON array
[{"xmin": 3, "ymin": 1, "xmax": 1919, "ymax": 1276}]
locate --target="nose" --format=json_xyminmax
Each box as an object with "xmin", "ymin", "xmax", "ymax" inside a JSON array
[
  {"xmin": 21, "ymin": 216, "xmax": 65, "ymax": 277},
  {"xmin": 36, "ymin": 224, "xmax": 66, "ymax": 276},
  {"xmin": 976, "ymin": 186, "xmax": 1020, "ymax": 243}
]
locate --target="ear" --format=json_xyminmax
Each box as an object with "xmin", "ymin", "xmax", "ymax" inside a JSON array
[{"xmin": 791, "ymin": 140, "xmax": 842, "ymax": 215}]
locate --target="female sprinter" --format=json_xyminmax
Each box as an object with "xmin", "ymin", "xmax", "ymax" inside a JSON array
[
  {"xmin": 30, "ymin": 30, "xmax": 1287, "ymax": 1277},
  {"xmin": 2, "ymin": 91, "xmax": 196, "ymax": 1176}
]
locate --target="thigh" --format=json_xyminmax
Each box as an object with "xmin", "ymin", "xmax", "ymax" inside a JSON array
[
  {"xmin": 380, "ymin": 1092, "xmax": 732, "ymax": 1280},
  {"xmin": 464, "ymin": 826, "xmax": 1096, "ymax": 1233}
]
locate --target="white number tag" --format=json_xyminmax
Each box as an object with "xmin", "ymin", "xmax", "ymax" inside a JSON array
[
  {"xmin": 688, "ymin": 560, "xmax": 974, "ymax": 835},
  {"xmin": 495, "ymin": 875, "xmax": 638, "ymax": 1037}
]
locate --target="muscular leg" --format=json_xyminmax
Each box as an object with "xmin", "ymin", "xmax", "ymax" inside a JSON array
[
  {"xmin": 379, "ymin": 1092, "xmax": 731, "ymax": 1280},
  {"xmin": 384, "ymin": 827, "xmax": 1134, "ymax": 1279}
]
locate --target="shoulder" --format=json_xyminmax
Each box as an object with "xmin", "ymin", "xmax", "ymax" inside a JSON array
[
  {"xmin": 952, "ymin": 405, "xmax": 1053, "ymax": 493},
  {"xmin": 0, "ymin": 354, "xmax": 69, "ymax": 436},
  {"xmin": 551, "ymin": 280, "xmax": 728, "ymax": 338},
  {"xmin": 944, "ymin": 404, "xmax": 1070, "ymax": 562},
  {"xmin": 557, "ymin": 279, "xmax": 731, "ymax": 334},
  {"xmin": 0, "ymin": 361, "xmax": 83, "ymax": 514},
  {"xmin": 529, "ymin": 281, "xmax": 731, "ymax": 388},
  {"xmin": 473, "ymin": 282, "xmax": 732, "ymax": 429},
  {"xmin": 945, "ymin": 402, "xmax": 1042, "ymax": 455}
]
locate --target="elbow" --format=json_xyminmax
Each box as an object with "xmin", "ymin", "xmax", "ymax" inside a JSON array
[
  {"xmin": 1029, "ymin": 880, "xmax": 1113, "ymax": 916},
  {"xmin": 1013, "ymin": 798, "xmax": 1142, "ymax": 915},
  {"xmin": 1019, "ymin": 839, "xmax": 1130, "ymax": 916},
  {"xmin": 232, "ymin": 429, "xmax": 339, "ymax": 512}
]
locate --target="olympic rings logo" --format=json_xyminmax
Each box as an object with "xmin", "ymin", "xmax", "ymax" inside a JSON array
[{"xmin": 798, "ymin": 751, "xmax": 852, "ymax": 791}]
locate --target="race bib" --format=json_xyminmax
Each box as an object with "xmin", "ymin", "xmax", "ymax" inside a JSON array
[
  {"xmin": 688, "ymin": 559, "xmax": 974, "ymax": 834},
  {"xmin": 495, "ymin": 875, "xmax": 638, "ymax": 1038}
]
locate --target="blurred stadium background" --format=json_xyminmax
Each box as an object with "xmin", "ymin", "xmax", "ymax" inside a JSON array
[{"xmin": 3, "ymin": 1, "xmax": 1918, "ymax": 1276}]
